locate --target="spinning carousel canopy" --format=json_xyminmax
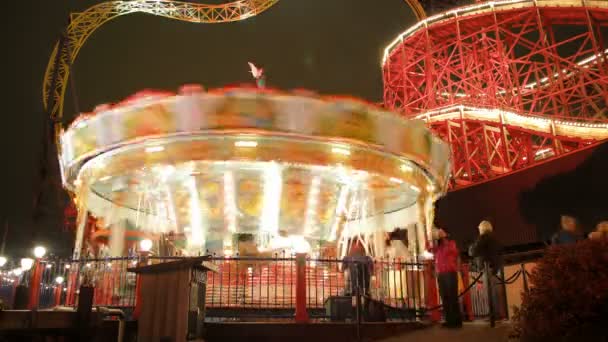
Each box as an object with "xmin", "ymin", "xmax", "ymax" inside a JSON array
[{"xmin": 59, "ymin": 87, "xmax": 451, "ymax": 253}]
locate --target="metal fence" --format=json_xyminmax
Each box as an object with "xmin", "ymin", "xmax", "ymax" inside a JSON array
[{"xmin": 0, "ymin": 254, "xmax": 527, "ymax": 322}]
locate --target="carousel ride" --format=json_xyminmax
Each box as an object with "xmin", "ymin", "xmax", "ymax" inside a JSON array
[{"xmin": 59, "ymin": 83, "xmax": 451, "ymax": 260}]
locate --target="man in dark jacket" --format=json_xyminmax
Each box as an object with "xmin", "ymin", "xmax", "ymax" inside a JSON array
[
  {"xmin": 469, "ymin": 220, "xmax": 503, "ymax": 274},
  {"xmin": 469, "ymin": 220, "xmax": 505, "ymax": 320}
]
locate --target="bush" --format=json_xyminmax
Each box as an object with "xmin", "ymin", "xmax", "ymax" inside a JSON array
[{"xmin": 513, "ymin": 239, "xmax": 608, "ymax": 341}]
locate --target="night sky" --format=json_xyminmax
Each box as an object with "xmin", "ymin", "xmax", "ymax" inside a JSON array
[{"xmin": 2, "ymin": 0, "xmax": 420, "ymax": 257}]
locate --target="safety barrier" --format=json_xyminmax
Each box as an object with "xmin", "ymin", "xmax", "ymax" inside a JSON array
[{"xmin": 0, "ymin": 254, "xmax": 535, "ymax": 324}]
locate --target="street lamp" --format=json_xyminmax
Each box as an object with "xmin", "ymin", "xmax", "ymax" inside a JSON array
[
  {"xmin": 33, "ymin": 246, "xmax": 47, "ymax": 259},
  {"xmin": 0, "ymin": 256, "xmax": 7, "ymax": 267},
  {"xmin": 20, "ymin": 258, "xmax": 34, "ymax": 271}
]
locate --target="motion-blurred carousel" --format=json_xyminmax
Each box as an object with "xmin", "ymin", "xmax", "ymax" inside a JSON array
[{"xmin": 59, "ymin": 86, "xmax": 451, "ymax": 259}]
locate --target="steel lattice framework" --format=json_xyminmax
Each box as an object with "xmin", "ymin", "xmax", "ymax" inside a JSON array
[
  {"xmin": 42, "ymin": 0, "xmax": 280, "ymax": 125},
  {"xmin": 383, "ymin": 0, "xmax": 608, "ymax": 188},
  {"xmin": 42, "ymin": 0, "xmax": 427, "ymax": 127}
]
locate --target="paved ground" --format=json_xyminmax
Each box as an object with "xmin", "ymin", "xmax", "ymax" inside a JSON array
[{"xmin": 380, "ymin": 321, "xmax": 515, "ymax": 342}]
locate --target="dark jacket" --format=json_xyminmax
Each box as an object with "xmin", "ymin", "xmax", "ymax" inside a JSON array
[{"xmin": 469, "ymin": 232, "xmax": 503, "ymax": 274}]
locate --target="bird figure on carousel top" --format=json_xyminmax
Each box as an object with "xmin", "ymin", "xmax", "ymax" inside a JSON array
[{"xmin": 248, "ymin": 61, "xmax": 266, "ymax": 89}]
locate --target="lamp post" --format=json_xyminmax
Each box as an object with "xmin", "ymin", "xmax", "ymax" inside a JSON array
[
  {"xmin": 28, "ymin": 245, "xmax": 46, "ymax": 309},
  {"xmin": 54, "ymin": 276, "xmax": 65, "ymax": 306},
  {"xmin": 133, "ymin": 239, "xmax": 153, "ymax": 320}
]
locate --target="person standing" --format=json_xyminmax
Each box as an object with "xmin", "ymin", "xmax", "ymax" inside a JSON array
[
  {"xmin": 432, "ymin": 228, "xmax": 462, "ymax": 328},
  {"xmin": 469, "ymin": 220, "xmax": 503, "ymax": 274},
  {"xmin": 344, "ymin": 240, "xmax": 373, "ymax": 296},
  {"xmin": 551, "ymin": 215, "xmax": 583, "ymax": 245},
  {"xmin": 589, "ymin": 220, "xmax": 608, "ymax": 240},
  {"xmin": 469, "ymin": 220, "xmax": 505, "ymax": 320}
]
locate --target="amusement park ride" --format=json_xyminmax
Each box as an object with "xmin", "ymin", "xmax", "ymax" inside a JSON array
[{"xmin": 42, "ymin": 0, "xmax": 608, "ymax": 259}]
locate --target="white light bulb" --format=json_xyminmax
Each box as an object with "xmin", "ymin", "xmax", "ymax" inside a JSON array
[
  {"xmin": 139, "ymin": 239, "xmax": 153, "ymax": 252},
  {"xmin": 0, "ymin": 256, "xmax": 7, "ymax": 267},
  {"xmin": 20, "ymin": 258, "xmax": 34, "ymax": 271},
  {"xmin": 55, "ymin": 276, "xmax": 65, "ymax": 285},
  {"xmin": 33, "ymin": 246, "xmax": 47, "ymax": 259}
]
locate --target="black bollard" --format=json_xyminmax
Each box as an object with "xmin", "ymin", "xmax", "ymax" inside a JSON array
[
  {"xmin": 77, "ymin": 286, "xmax": 95, "ymax": 338},
  {"xmin": 521, "ymin": 263, "xmax": 529, "ymax": 294}
]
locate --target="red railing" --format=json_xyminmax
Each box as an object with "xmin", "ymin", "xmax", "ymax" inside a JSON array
[{"xmin": 0, "ymin": 255, "xmax": 509, "ymax": 321}]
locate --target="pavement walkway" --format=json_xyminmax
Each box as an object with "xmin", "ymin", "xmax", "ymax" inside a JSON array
[{"xmin": 380, "ymin": 321, "xmax": 515, "ymax": 342}]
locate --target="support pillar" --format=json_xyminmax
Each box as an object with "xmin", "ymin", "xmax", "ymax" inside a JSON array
[
  {"xmin": 27, "ymin": 260, "xmax": 43, "ymax": 310},
  {"xmin": 461, "ymin": 264, "xmax": 474, "ymax": 321},
  {"xmin": 54, "ymin": 285, "xmax": 63, "ymax": 306},
  {"xmin": 133, "ymin": 253, "xmax": 149, "ymax": 320},
  {"xmin": 295, "ymin": 253, "xmax": 309, "ymax": 323},
  {"xmin": 424, "ymin": 259, "xmax": 441, "ymax": 322}
]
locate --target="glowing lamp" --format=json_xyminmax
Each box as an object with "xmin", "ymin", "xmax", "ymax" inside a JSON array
[
  {"xmin": 234, "ymin": 140, "xmax": 257, "ymax": 148},
  {"xmin": 139, "ymin": 239, "xmax": 153, "ymax": 252},
  {"xmin": 33, "ymin": 246, "xmax": 47, "ymax": 259},
  {"xmin": 12, "ymin": 268, "xmax": 23, "ymax": 276},
  {"xmin": 55, "ymin": 276, "xmax": 65, "ymax": 285},
  {"xmin": 20, "ymin": 258, "xmax": 34, "ymax": 271},
  {"xmin": 145, "ymin": 145, "xmax": 164, "ymax": 153},
  {"xmin": 0, "ymin": 256, "xmax": 7, "ymax": 267},
  {"xmin": 291, "ymin": 236, "xmax": 311, "ymax": 254},
  {"xmin": 331, "ymin": 146, "xmax": 350, "ymax": 156}
]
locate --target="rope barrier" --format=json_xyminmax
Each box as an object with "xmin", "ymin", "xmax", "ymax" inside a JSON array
[
  {"xmin": 493, "ymin": 269, "xmax": 522, "ymax": 285},
  {"xmin": 424, "ymin": 271, "xmax": 485, "ymax": 312},
  {"xmin": 363, "ymin": 270, "xmax": 486, "ymax": 314}
]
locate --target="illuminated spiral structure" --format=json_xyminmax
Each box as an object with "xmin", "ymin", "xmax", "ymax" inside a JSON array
[
  {"xmin": 383, "ymin": 0, "xmax": 608, "ymax": 187},
  {"xmin": 59, "ymin": 88, "xmax": 450, "ymax": 258}
]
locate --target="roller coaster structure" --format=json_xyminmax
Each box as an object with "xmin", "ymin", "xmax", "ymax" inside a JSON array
[
  {"xmin": 43, "ymin": 0, "xmax": 608, "ymax": 192},
  {"xmin": 383, "ymin": 0, "xmax": 608, "ymax": 187}
]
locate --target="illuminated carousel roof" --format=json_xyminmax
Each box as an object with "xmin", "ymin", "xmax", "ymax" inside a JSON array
[{"xmin": 60, "ymin": 87, "xmax": 451, "ymax": 245}]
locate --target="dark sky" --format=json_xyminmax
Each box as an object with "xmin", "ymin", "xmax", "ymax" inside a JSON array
[{"xmin": 2, "ymin": 0, "xmax": 419, "ymax": 257}]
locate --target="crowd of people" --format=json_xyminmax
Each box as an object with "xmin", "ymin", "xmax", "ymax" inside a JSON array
[
  {"xmin": 338, "ymin": 212, "xmax": 607, "ymax": 328},
  {"xmin": 431, "ymin": 220, "xmax": 504, "ymax": 329},
  {"xmin": 431, "ymin": 213, "xmax": 607, "ymax": 329}
]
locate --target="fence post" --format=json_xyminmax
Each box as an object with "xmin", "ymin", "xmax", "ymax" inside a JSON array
[
  {"xmin": 66, "ymin": 265, "xmax": 78, "ymax": 306},
  {"xmin": 521, "ymin": 263, "xmax": 529, "ymax": 294},
  {"xmin": 77, "ymin": 285, "xmax": 95, "ymax": 339},
  {"xmin": 295, "ymin": 253, "xmax": 309, "ymax": 323},
  {"xmin": 484, "ymin": 262, "xmax": 496, "ymax": 327},
  {"xmin": 424, "ymin": 260, "xmax": 441, "ymax": 322},
  {"xmin": 355, "ymin": 274, "xmax": 362, "ymax": 342},
  {"xmin": 54, "ymin": 285, "xmax": 62, "ymax": 306},
  {"xmin": 133, "ymin": 256, "xmax": 148, "ymax": 320},
  {"xmin": 27, "ymin": 259, "xmax": 43, "ymax": 310},
  {"xmin": 461, "ymin": 263, "xmax": 474, "ymax": 321}
]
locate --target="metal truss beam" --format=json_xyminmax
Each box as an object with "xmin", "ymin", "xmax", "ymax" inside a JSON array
[
  {"xmin": 42, "ymin": 0, "xmax": 280, "ymax": 125},
  {"xmin": 383, "ymin": 0, "xmax": 608, "ymax": 188}
]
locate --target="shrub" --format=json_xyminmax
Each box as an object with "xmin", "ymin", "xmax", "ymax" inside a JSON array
[{"xmin": 513, "ymin": 239, "xmax": 608, "ymax": 341}]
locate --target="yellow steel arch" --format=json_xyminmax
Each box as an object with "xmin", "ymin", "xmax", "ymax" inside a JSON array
[
  {"xmin": 42, "ymin": 0, "xmax": 279, "ymax": 124},
  {"xmin": 403, "ymin": 0, "xmax": 426, "ymax": 20},
  {"xmin": 42, "ymin": 0, "xmax": 424, "ymax": 125}
]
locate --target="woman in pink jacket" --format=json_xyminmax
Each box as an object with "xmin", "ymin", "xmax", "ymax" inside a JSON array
[{"xmin": 432, "ymin": 228, "xmax": 462, "ymax": 328}]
